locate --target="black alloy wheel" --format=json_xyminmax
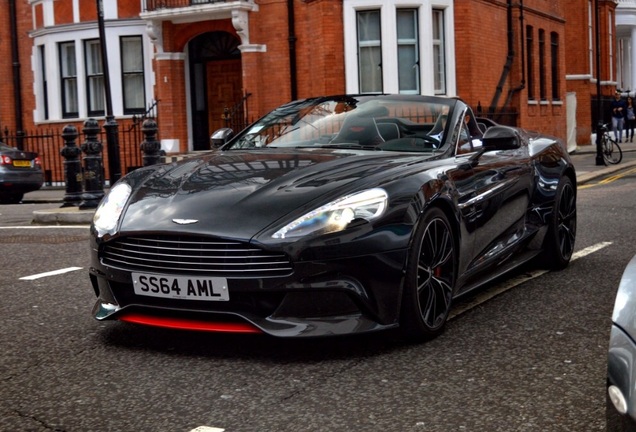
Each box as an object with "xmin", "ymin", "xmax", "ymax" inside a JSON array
[
  {"xmin": 541, "ymin": 176, "xmax": 577, "ymax": 270},
  {"xmin": 400, "ymin": 207, "xmax": 456, "ymax": 341}
]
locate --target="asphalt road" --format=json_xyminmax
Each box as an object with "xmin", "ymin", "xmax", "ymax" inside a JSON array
[{"xmin": 0, "ymin": 166, "xmax": 635, "ymax": 431}]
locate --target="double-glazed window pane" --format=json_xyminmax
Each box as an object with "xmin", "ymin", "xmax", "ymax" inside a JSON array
[
  {"xmin": 551, "ymin": 32, "xmax": 560, "ymax": 100},
  {"xmin": 539, "ymin": 29, "xmax": 546, "ymax": 100},
  {"xmin": 526, "ymin": 26, "xmax": 535, "ymax": 100},
  {"xmin": 59, "ymin": 42, "xmax": 78, "ymax": 118},
  {"xmin": 357, "ymin": 10, "xmax": 382, "ymax": 93},
  {"xmin": 354, "ymin": 7, "xmax": 446, "ymax": 95},
  {"xmin": 121, "ymin": 36, "xmax": 145, "ymax": 113},
  {"xmin": 85, "ymin": 39, "xmax": 105, "ymax": 115},
  {"xmin": 432, "ymin": 10, "xmax": 446, "ymax": 95},
  {"xmin": 397, "ymin": 10, "xmax": 419, "ymax": 94},
  {"xmin": 40, "ymin": 45, "xmax": 49, "ymax": 120}
]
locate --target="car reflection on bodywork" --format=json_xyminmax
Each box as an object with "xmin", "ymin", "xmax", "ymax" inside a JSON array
[
  {"xmin": 0, "ymin": 142, "xmax": 44, "ymax": 204},
  {"xmin": 88, "ymin": 94, "xmax": 577, "ymax": 341}
]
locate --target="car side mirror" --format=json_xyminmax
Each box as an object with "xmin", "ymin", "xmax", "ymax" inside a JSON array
[
  {"xmin": 481, "ymin": 125, "xmax": 521, "ymax": 151},
  {"xmin": 210, "ymin": 128, "xmax": 234, "ymax": 149},
  {"xmin": 457, "ymin": 126, "xmax": 522, "ymax": 171}
]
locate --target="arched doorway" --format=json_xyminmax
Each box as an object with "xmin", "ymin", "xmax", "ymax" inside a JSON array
[{"xmin": 188, "ymin": 31, "xmax": 242, "ymax": 150}]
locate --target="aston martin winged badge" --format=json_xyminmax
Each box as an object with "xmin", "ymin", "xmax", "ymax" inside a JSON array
[{"xmin": 172, "ymin": 219, "xmax": 198, "ymax": 225}]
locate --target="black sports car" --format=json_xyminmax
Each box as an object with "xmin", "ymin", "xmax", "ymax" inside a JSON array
[{"xmin": 88, "ymin": 94, "xmax": 577, "ymax": 340}]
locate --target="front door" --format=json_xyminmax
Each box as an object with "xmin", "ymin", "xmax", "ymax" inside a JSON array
[{"xmin": 188, "ymin": 31, "xmax": 242, "ymax": 151}]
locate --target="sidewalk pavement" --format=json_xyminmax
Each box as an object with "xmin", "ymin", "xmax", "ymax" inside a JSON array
[{"xmin": 24, "ymin": 142, "xmax": 636, "ymax": 225}]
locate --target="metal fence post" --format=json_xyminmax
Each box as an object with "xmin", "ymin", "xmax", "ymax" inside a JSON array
[
  {"xmin": 59, "ymin": 124, "xmax": 82, "ymax": 207},
  {"xmin": 79, "ymin": 118, "xmax": 105, "ymax": 209},
  {"xmin": 140, "ymin": 119, "xmax": 162, "ymax": 166}
]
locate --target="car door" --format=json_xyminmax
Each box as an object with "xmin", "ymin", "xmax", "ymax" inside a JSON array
[{"xmin": 454, "ymin": 142, "xmax": 533, "ymax": 282}]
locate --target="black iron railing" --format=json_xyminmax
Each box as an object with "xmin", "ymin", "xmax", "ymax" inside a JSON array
[
  {"xmin": 2, "ymin": 100, "xmax": 160, "ymax": 185},
  {"xmin": 222, "ymin": 92, "xmax": 252, "ymax": 133}
]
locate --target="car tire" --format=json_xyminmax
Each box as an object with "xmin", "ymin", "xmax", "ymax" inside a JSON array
[
  {"xmin": 400, "ymin": 206, "xmax": 457, "ymax": 341},
  {"xmin": 540, "ymin": 176, "xmax": 577, "ymax": 270},
  {"xmin": 0, "ymin": 192, "xmax": 23, "ymax": 204}
]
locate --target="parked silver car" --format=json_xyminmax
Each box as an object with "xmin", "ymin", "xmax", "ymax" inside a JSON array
[
  {"xmin": 0, "ymin": 142, "xmax": 44, "ymax": 204},
  {"xmin": 607, "ymin": 254, "xmax": 636, "ymax": 431}
]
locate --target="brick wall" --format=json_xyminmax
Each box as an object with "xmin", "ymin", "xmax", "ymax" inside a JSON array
[
  {"xmin": 563, "ymin": 0, "xmax": 618, "ymax": 145},
  {"xmin": 0, "ymin": 0, "xmax": 618, "ymax": 157},
  {"xmin": 295, "ymin": 0, "xmax": 345, "ymax": 98},
  {"xmin": 455, "ymin": 0, "xmax": 510, "ymax": 109},
  {"xmin": 455, "ymin": 0, "xmax": 569, "ymax": 141},
  {"xmin": 154, "ymin": 58, "xmax": 188, "ymax": 151},
  {"xmin": 55, "ymin": 0, "xmax": 74, "ymax": 24}
]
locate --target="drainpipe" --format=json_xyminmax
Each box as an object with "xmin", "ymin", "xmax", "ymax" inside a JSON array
[
  {"xmin": 9, "ymin": 0, "xmax": 24, "ymax": 150},
  {"xmin": 489, "ymin": 0, "xmax": 527, "ymax": 117},
  {"xmin": 503, "ymin": 0, "xmax": 525, "ymax": 109},
  {"xmin": 287, "ymin": 0, "xmax": 298, "ymax": 100}
]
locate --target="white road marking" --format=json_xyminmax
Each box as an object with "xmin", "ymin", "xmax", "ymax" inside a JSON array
[
  {"xmin": 572, "ymin": 241, "xmax": 613, "ymax": 258},
  {"xmin": 20, "ymin": 267, "xmax": 83, "ymax": 281},
  {"xmin": 449, "ymin": 241, "xmax": 613, "ymax": 319},
  {"xmin": 189, "ymin": 427, "xmax": 225, "ymax": 432},
  {"xmin": 0, "ymin": 225, "xmax": 89, "ymax": 229}
]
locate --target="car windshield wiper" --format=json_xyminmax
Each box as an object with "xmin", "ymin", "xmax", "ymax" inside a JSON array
[{"xmin": 319, "ymin": 143, "xmax": 382, "ymax": 151}]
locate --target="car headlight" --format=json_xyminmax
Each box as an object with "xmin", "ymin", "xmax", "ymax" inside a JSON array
[
  {"xmin": 272, "ymin": 188, "xmax": 388, "ymax": 239},
  {"xmin": 93, "ymin": 183, "xmax": 132, "ymax": 237}
]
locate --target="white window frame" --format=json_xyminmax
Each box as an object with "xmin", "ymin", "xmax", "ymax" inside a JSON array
[
  {"xmin": 397, "ymin": 8, "xmax": 420, "ymax": 94},
  {"xmin": 85, "ymin": 39, "xmax": 106, "ymax": 116},
  {"xmin": 344, "ymin": 0, "xmax": 456, "ymax": 96},
  {"xmin": 357, "ymin": 9, "xmax": 384, "ymax": 93},
  {"xmin": 36, "ymin": 45, "xmax": 49, "ymax": 120},
  {"xmin": 30, "ymin": 22, "xmax": 153, "ymax": 124},
  {"xmin": 431, "ymin": 9, "xmax": 445, "ymax": 94},
  {"xmin": 59, "ymin": 41, "xmax": 79, "ymax": 118},
  {"xmin": 120, "ymin": 35, "xmax": 147, "ymax": 114}
]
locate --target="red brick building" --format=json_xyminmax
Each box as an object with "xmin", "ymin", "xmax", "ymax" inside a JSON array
[{"xmin": 0, "ymin": 0, "xmax": 622, "ymax": 181}]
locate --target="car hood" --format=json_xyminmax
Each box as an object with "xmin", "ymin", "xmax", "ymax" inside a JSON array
[{"xmin": 119, "ymin": 149, "xmax": 439, "ymax": 239}]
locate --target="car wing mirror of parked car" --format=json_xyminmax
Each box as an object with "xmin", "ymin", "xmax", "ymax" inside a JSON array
[{"xmin": 210, "ymin": 128, "xmax": 234, "ymax": 149}]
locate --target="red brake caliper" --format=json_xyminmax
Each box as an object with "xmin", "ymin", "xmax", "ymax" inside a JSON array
[{"xmin": 434, "ymin": 266, "xmax": 442, "ymax": 278}]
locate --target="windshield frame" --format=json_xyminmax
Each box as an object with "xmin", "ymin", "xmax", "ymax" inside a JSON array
[{"xmin": 222, "ymin": 95, "xmax": 461, "ymax": 154}]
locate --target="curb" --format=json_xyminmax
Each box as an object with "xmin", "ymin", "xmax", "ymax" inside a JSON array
[
  {"xmin": 575, "ymin": 158, "xmax": 636, "ymax": 185},
  {"xmin": 31, "ymin": 207, "xmax": 95, "ymax": 225}
]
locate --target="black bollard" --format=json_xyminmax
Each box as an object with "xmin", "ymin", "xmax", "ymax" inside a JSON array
[
  {"xmin": 79, "ymin": 118, "xmax": 105, "ymax": 209},
  {"xmin": 59, "ymin": 124, "xmax": 83, "ymax": 207},
  {"xmin": 140, "ymin": 119, "xmax": 162, "ymax": 166}
]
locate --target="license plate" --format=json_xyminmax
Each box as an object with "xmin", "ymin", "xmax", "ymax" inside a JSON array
[
  {"xmin": 132, "ymin": 272, "xmax": 229, "ymax": 301},
  {"xmin": 12, "ymin": 160, "xmax": 31, "ymax": 167}
]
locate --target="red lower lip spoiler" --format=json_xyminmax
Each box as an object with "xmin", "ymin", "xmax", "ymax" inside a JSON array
[{"xmin": 119, "ymin": 313, "xmax": 263, "ymax": 334}]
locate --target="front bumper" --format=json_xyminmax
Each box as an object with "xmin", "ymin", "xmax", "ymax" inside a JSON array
[
  {"xmin": 607, "ymin": 324, "xmax": 636, "ymax": 431},
  {"xmin": 89, "ymin": 248, "xmax": 408, "ymax": 338}
]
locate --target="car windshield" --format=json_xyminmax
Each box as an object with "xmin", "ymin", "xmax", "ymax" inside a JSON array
[{"xmin": 226, "ymin": 95, "xmax": 455, "ymax": 153}]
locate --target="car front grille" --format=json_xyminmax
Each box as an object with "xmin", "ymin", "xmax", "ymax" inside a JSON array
[{"xmin": 100, "ymin": 235, "xmax": 293, "ymax": 277}]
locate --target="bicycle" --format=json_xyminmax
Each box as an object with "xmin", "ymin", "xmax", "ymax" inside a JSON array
[{"xmin": 600, "ymin": 123, "xmax": 623, "ymax": 164}]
